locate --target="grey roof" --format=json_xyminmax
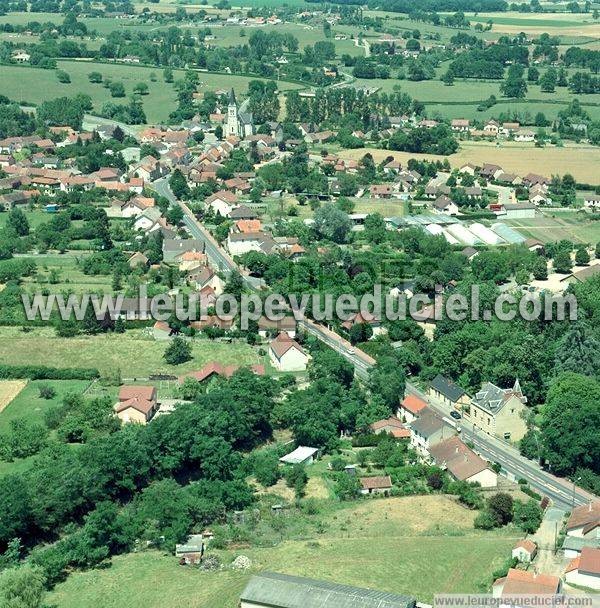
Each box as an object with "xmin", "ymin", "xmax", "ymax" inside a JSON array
[
  {"xmin": 562, "ymin": 536, "xmax": 600, "ymax": 553},
  {"xmin": 430, "ymin": 374, "xmax": 466, "ymax": 403},
  {"xmin": 410, "ymin": 411, "xmax": 448, "ymax": 438},
  {"xmin": 162, "ymin": 238, "xmax": 203, "ymax": 253},
  {"xmin": 240, "ymin": 572, "xmax": 415, "ymax": 608},
  {"xmin": 471, "ymin": 379, "xmax": 525, "ymax": 415}
]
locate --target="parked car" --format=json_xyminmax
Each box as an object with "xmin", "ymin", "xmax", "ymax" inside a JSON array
[{"xmin": 450, "ymin": 410, "xmax": 461, "ymax": 420}]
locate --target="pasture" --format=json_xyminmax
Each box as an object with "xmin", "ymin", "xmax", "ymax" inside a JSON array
[
  {"xmin": 0, "ymin": 327, "xmax": 261, "ymax": 377},
  {"xmin": 49, "ymin": 495, "xmax": 518, "ymax": 608},
  {"xmin": 0, "ymin": 60, "xmax": 302, "ymax": 123},
  {"xmin": 0, "ymin": 380, "xmax": 27, "ymax": 417}
]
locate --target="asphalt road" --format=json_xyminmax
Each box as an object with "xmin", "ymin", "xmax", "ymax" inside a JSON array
[{"xmin": 150, "ymin": 178, "xmax": 595, "ymax": 510}]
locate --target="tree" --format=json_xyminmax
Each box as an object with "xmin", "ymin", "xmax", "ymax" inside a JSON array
[
  {"xmin": 531, "ymin": 256, "xmax": 548, "ymax": 280},
  {"xmin": 554, "ymin": 323, "xmax": 600, "ymax": 378},
  {"xmin": 513, "ymin": 499, "xmax": 543, "ymax": 533},
  {"xmin": 6, "ymin": 208, "xmax": 29, "ymax": 236},
  {"xmin": 363, "ymin": 213, "xmax": 387, "ymax": 244},
  {"xmin": 169, "ymin": 169, "xmax": 190, "ymax": 199},
  {"xmin": 56, "ymin": 70, "xmax": 71, "ymax": 84},
  {"xmin": 88, "ymin": 71, "xmax": 103, "ymax": 83},
  {"xmin": 575, "ymin": 246, "xmax": 590, "ymax": 265},
  {"xmin": 163, "ymin": 68, "xmax": 174, "ymax": 83},
  {"xmin": 553, "ymin": 249, "xmax": 572, "ymax": 274},
  {"xmin": 487, "ymin": 492, "xmax": 514, "ymax": 526},
  {"xmin": 334, "ymin": 472, "xmax": 361, "ymax": 500},
  {"xmin": 442, "ymin": 71, "xmax": 455, "ymax": 86},
  {"xmin": 133, "ymin": 82, "xmax": 149, "ymax": 96},
  {"xmin": 0, "ymin": 565, "xmax": 46, "ymax": 608},
  {"xmin": 163, "ymin": 336, "xmax": 192, "ymax": 365},
  {"xmin": 540, "ymin": 68, "xmax": 557, "ymax": 93},
  {"xmin": 109, "ymin": 81, "xmax": 125, "ymax": 98},
  {"xmin": 540, "ymin": 372, "xmax": 600, "ymax": 475},
  {"xmin": 313, "ymin": 204, "xmax": 352, "ymax": 243},
  {"xmin": 500, "ymin": 64, "xmax": 527, "ymax": 98}
]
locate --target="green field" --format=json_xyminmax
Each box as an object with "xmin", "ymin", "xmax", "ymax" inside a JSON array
[
  {"xmin": 0, "ymin": 327, "xmax": 261, "ymax": 377},
  {"xmin": 503, "ymin": 211, "xmax": 600, "ymax": 244},
  {"xmin": 48, "ymin": 495, "xmax": 519, "ymax": 607},
  {"xmin": 0, "ymin": 209, "xmax": 54, "ymax": 230},
  {"xmin": 0, "ymin": 379, "xmax": 90, "ymax": 433},
  {"xmin": 0, "ymin": 60, "xmax": 302, "ymax": 123}
]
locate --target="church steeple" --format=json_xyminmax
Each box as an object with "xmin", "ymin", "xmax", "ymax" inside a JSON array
[{"xmin": 228, "ymin": 88, "xmax": 237, "ymax": 107}]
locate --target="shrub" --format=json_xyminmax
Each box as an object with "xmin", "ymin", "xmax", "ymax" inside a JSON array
[{"xmin": 38, "ymin": 384, "xmax": 57, "ymax": 400}]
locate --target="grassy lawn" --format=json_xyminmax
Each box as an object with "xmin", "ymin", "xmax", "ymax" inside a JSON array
[
  {"xmin": 0, "ymin": 209, "xmax": 55, "ymax": 230},
  {"xmin": 49, "ymin": 495, "xmax": 518, "ymax": 608},
  {"xmin": 0, "ymin": 327, "xmax": 261, "ymax": 377},
  {"xmin": 0, "ymin": 379, "xmax": 91, "ymax": 433},
  {"xmin": 0, "ymin": 61, "xmax": 302, "ymax": 124}
]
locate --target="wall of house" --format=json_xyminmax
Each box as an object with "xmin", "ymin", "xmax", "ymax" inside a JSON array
[
  {"xmin": 495, "ymin": 396, "xmax": 528, "ymax": 441},
  {"xmin": 468, "ymin": 468, "xmax": 498, "ymax": 488},
  {"xmin": 565, "ymin": 570, "xmax": 600, "ymax": 589},
  {"xmin": 270, "ymin": 347, "xmax": 308, "ymax": 372},
  {"xmin": 117, "ymin": 408, "xmax": 148, "ymax": 425},
  {"xmin": 228, "ymin": 239, "xmax": 261, "ymax": 256},
  {"xmin": 512, "ymin": 548, "xmax": 533, "ymax": 562},
  {"xmin": 398, "ymin": 407, "xmax": 418, "ymax": 424}
]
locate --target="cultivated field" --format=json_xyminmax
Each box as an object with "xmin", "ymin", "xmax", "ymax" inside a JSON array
[
  {"xmin": 0, "ymin": 380, "xmax": 27, "ymax": 416},
  {"xmin": 503, "ymin": 212, "xmax": 600, "ymax": 244},
  {"xmin": 49, "ymin": 495, "xmax": 518, "ymax": 607},
  {"xmin": 0, "ymin": 61, "xmax": 302, "ymax": 123},
  {"xmin": 0, "ymin": 327, "xmax": 261, "ymax": 377},
  {"xmin": 337, "ymin": 141, "xmax": 600, "ymax": 184}
]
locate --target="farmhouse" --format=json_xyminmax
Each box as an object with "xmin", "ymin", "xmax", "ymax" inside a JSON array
[
  {"xmin": 240, "ymin": 572, "xmax": 415, "ymax": 608},
  {"xmin": 451, "ymin": 119, "xmax": 470, "ymax": 132},
  {"xmin": 269, "ymin": 332, "xmax": 309, "ymax": 372},
  {"xmin": 512, "ymin": 539, "xmax": 538, "ymax": 563},
  {"xmin": 428, "ymin": 375, "xmax": 469, "ymax": 411},
  {"xmin": 565, "ymin": 546, "xmax": 600, "ymax": 590},
  {"xmin": 469, "ymin": 379, "xmax": 528, "ymax": 442},
  {"xmin": 584, "ymin": 195, "xmax": 600, "ymax": 210},
  {"xmin": 428, "ymin": 436, "xmax": 497, "ymax": 487},
  {"xmin": 397, "ymin": 394, "xmax": 428, "ymax": 424},
  {"xmin": 359, "ymin": 475, "xmax": 393, "ymax": 495}
]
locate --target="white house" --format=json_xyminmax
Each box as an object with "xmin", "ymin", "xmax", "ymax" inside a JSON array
[
  {"xmin": 206, "ymin": 190, "xmax": 238, "ymax": 217},
  {"xmin": 565, "ymin": 546, "xmax": 600, "ymax": 590},
  {"xmin": 433, "ymin": 195, "xmax": 459, "ymax": 216},
  {"xmin": 583, "ymin": 195, "xmax": 600, "ymax": 210},
  {"xmin": 397, "ymin": 394, "xmax": 428, "ymax": 424},
  {"xmin": 269, "ymin": 332, "xmax": 309, "ymax": 372},
  {"xmin": 512, "ymin": 539, "xmax": 537, "ymax": 563},
  {"xmin": 566, "ymin": 502, "xmax": 600, "ymax": 538}
]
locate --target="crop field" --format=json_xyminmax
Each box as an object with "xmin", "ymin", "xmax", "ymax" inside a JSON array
[
  {"xmin": 0, "ymin": 380, "xmax": 27, "ymax": 417},
  {"xmin": 0, "ymin": 60, "xmax": 302, "ymax": 123},
  {"xmin": 503, "ymin": 212, "xmax": 600, "ymax": 244},
  {"xmin": 337, "ymin": 141, "xmax": 600, "ymax": 185},
  {"xmin": 0, "ymin": 327, "xmax": 262, "ymax": 377},
  {"xmin": 49, "ymin": 495, "xmax": 519, "ymax": 608}
]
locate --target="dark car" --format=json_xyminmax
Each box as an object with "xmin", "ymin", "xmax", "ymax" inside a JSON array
[{"xmin": 450, "ymin": 410, "xmax": 462, "ymax": 420}]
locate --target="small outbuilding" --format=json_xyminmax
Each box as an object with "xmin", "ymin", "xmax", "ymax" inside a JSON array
[{"xmin": 279, "ymin": 446, "xmax": 319, "ymax": 466}]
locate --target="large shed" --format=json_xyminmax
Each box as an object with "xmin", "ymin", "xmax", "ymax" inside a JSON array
[{"xmin": 240, "ymin": 572, "xmax": 416, "ymax": 608}]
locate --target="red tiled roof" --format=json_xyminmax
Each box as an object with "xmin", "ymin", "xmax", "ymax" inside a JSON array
[
  {"xmin": 494, "ymin": 569, "xmax": 560, "ymax": 595},
  {"xmin": 118, "ymin": 385, "xmax": 156, "ymax": 402},
  {"xmin": 269, "ymin": 332, "xmax": 305, "ymax": 359},
  {"xmin": 360, "ymin": 476, "xmax": 392, "ymax": 490},
  {"xmin": 400, "ymin": 394, "xmax": 428, "ymax": 415}
]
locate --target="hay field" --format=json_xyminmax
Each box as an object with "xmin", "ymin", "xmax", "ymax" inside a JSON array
[
  {"xmin": 337, "ymin": 141, "xmax": 600, "ymax": 184},
  {"xmin": 0, "ymin": 380, "xmax": 27, "ymax": 415}
]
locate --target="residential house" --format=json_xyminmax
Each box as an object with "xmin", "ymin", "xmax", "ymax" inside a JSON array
[
  {"xmin": 409, "ymin": 411, "xmax": 457, "ymax": 458},
  {"xmin": 187, "ymin": 266, "xmax": 224, "ymax": 295},
  {"xmin": 178, "ymin": 362, "xmax": 265, "ymax": 384},
  {"xmin": 522, "ymin": 173, "xmax": 550, "ymax": 189},
  {"xmin": 451, "ymin": 119, "xmax": 470, "ymax": 132},
  {"xmin": 257, "ymin": 316, "xmax": 297, "ymax": 339},
  {"xmin": 229, "ymin": 205, "xmax": 258, "ymax": 221},
  {"xmin": 398, "ymin": 394, "xmax": 428, "ymax": 424},
  {"xmin": 529, "ymin": 184, "xmax": 551, "ymax": 206},
  {"xmin": 480, "ymin": 164, "xmax": 503, "ymax": 180},
  {"xmin": 501, "ymin": 122, "xmax": 520, "ymax": 136},
  {"xmin": 561, "ymin": 264, "xmax": 600, "ymax": 285},
  {"xmin": 483, "ymin": 120, "xmax": 500, "ymax": 136},
  {"xmin": 565, "ymin": 546, "xmax": 600, "ymax": 589},
  {"xmin": 127, "ymin": 252, "xmax": 148, "ymax": 269},
  {"xmin": 383, "ymin": 160, "xmax": 402, "ymax": 175},
  {"xmin": 429, "ymin": 436, "xmax": 497, "ymax": 488},
  {"xmin": 114, "ymin": 385, "xmax": 158, "ymax": 424},
  {"xmin": 492, "ymin": 569, "xmax": 561, "ymax": 600},
  {"xmin": 227, "ymin": 231, "xmax": 276, "ymax": 256},
  {"xmin": 162, "ymin": 239, "xmax": 204, "ymax": 263},
  {"xmin": 239, "ymin": 572, "xmax": 415, "ymax": 608},
  {"xmin": 370, "ymin": 184, "xmax": 394, "ymax": 199},
  {"xmin": 341, "ymin": 311, "xmax": 384, "ymax": 338},
  {"xmin": 206, "ymin": 190, "xmax": 238, "ymax": 217},
  {"xmin": 433, "ymin": 195, "xmax": 459, "ymax": 216},
  {"xmin": 359, "ymin": 476, "xmax": 393, "ymax": 495},
  {"xmin": 514, "ymin": 130, "xmax": 535, "ymax": 142},
  {"xmin": 428, "ymin": 374, "xmax": 470, "ymax": 411},
  {"xmin": 566, "ymin": 502, "xmax": 600, "ymax": 538},
  {"xmin": 269, "ymin": 332, "xmax": 309, "ymax": 372},
  {"xmin": 584, "ymin": 195, "xmax": 600, "ymax": 210},
  {"xmin": 459, "ymin": 163, "xmax": 477, "ymax": 176},
  {"xmin": 469, "ymin": 379, "xmax": 528, "ymax": 441},
  {"xmin": 512, "ymin": 539, "xmax": 538, "ymax": 563},
  {"xmin": 370, "ymin": 417, "xmax": 410, "ymax": 439},
  {"xmin": 134, "ymin": 207, "xmax": 163, "ymax": 233}
]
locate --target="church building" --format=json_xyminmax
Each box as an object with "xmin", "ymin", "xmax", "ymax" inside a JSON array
[{"xmin": 226, "ymin": 88, "xmax": 254, "ymax": 138}]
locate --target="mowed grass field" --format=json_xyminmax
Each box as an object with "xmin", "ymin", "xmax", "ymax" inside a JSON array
[
  {"xmin": 0, "ymin": 60, "xmax": 302, "ymax": 123},
  {"xmin": 0, "ymin": 379, "xmax": 90, "ymax": 432},
  {"xmin": 337, "ymin": 141, "xmax": 600, "ymax": 184},
  {"xmin": 0, "ymin": 327, "xmax": 261, "ymax": 377},
  {"xmin": 0, "ymin": 380, "xmax": 27, "ymax": 416},
  {"xmin": 49, "ymin": 495, "xmax": 519, "ymax": 608}
]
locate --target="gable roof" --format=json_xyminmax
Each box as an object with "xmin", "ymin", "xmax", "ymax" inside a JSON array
[
  {"xmin": 114, "ymin": 397, "xmax": 155, "ymax": 416},
  {"xmin": 514, "ymin": 539, "xmax": 537, "ymax": 554},
  {"xmin": 570, "ymin": 546, "xmax": 600, "ymax": 576},
  {"xmin": 118, "ymin": 385, "xmax": 156, "ymax": 402},
  {"xmin": 269, "ymin": 332, "xmax": 306, "ymax": 359},
  {"xmin": 400, "ymin": 394, "xmax": 428, "ymax": 416},
  {"xmin": 430, "ymin": 374, "xmax": 466, "ymax": 402},
  {"xmin": 494, "ymin": 569, "xmax": 560, "ymax": 595},
  {"xmin": 429, "ymin": 436, "xmax": 490, "ymax": 481},
  {"xmin": 567, "ymin": 501, "xmax": 600, "ymax": 532},
  {"xmin": 410, "ymin": 411, "xmax": 450, "ymax": 438},
  {"xmin": 471, "ymin": 379, "xmax": 526, "ymax": 415},
  {"xmin": 240, "ymin": 572, "xmax": 415, "ymax": 608},
  {"xmin": 360, "ymin": 476, "xmax": 393, "ymax": 491}
]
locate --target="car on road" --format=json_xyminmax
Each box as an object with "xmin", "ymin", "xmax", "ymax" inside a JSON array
[{"xmin": 450, "ymin": 411, "xmax": 462, "ymax": 420}]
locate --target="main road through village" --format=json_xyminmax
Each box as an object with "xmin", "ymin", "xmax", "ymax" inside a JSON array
[{"xmin": 152, "ymin": 178, "xmax": 597, "ymax": 511}]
